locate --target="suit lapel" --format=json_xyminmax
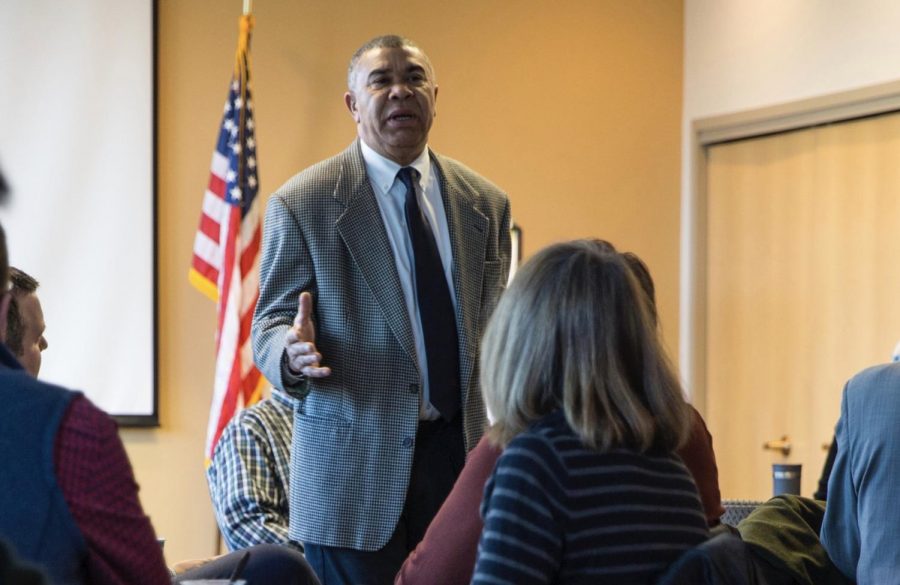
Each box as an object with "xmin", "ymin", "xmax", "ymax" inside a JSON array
[
  {"xmin": 335, "ymin": 142, "xmax": 418, "ymax": 367},
  {"xmin": 432, "ymin": 152, "xmax": 489, "ymax": 404}
]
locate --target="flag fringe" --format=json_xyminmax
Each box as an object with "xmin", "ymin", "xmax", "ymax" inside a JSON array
[
  {"xmin": 189, "ymin": 267, "xmax": 220, "ymax": 302},
  {"xmin": 247, "ymin": 373, "xmax": 266, "ymax": 407}
]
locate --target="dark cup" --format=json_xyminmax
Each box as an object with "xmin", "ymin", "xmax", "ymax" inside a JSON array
[{"xmin": 772, "ymin": 463, "xmax": 802, "ymax": 496}]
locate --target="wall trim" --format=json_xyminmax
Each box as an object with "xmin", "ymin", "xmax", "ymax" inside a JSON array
[{"xmin": 697, "ymin": 79, "xmax": 900, "ymax": 146}]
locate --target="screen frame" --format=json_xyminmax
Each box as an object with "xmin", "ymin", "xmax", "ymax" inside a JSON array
[{"xmin": 115, "ymin": 0, "xmax": 159, "ymax": 427}]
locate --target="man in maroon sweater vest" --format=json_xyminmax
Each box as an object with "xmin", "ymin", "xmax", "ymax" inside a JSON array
[{"xmin": 0, "ymin": 221, "xmax": 170, "ymax": 585}]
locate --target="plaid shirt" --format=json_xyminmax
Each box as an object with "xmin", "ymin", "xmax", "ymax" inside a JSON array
[{"xmin": 206, "ymin": 390, "xmax": 295, "ymax": 551}]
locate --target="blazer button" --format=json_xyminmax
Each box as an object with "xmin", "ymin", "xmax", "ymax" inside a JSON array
[
  {"xmin": 402, "ymin": 437, "xmax": 414, "ymax": 448},
  {"xmin": 408, "ymin": 383, "xmax": 419, "ymax": 395}
]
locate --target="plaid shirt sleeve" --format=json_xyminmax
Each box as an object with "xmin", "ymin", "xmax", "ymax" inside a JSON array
[{"xmin": 206, "ymin": 395, "xmax": 294, "ymax": 551}]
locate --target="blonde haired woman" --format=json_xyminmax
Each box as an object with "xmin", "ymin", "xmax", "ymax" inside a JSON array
[{"xmin": 472, "ymin": 239, "xmax": 708, "ymax": 585}]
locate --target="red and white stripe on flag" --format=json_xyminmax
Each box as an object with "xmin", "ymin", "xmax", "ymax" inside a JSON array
[{"xmin": 189, "ymin": 13, "xmax": 265, "ymax": 462}]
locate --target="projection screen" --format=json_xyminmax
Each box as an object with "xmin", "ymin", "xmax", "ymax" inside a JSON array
[{"xmin": 0, "ymin": 0, "xmax": 157, "ymax": 424}]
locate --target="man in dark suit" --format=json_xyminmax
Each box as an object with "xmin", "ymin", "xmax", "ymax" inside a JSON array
[{"xmin": 252, "ymin": 35, "xmax": 511, "ymax": 584}]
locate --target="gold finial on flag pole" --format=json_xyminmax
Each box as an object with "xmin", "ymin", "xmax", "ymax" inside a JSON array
[{"xmin": 237, "ymin": 1, "xmax": 254, "ymax": 55}]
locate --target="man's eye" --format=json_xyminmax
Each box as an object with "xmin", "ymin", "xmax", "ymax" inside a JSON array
[
  {"xmin": 408, "ymin": 74, "xmax": 425, "ymax": 84},
  {"xmin": 369, "ymin": 78, "xmax": 388, "ymax": 88}
]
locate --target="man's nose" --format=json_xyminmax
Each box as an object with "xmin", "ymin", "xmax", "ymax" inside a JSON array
[{"xmin": 389, "ymin": 82, "xmax": 413, "ymax": 99}]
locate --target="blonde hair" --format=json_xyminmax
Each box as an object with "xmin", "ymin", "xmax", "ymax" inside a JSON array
[{"xmin": 481, "ymin": 239, "xmax": 690, "ymax": 452}]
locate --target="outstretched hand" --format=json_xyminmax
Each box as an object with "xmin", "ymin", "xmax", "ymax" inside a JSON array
[{"xmin": 284, "ymin": 292, "xmax": 331, "ymax": 378}]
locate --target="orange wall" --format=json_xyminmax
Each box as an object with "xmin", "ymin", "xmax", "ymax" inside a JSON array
[{"xmin": 125, "ymin": 0, "xmax": 684, "ymax": 563}]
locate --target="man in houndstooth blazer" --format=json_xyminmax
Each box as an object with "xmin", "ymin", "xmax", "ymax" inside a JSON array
[{"xmin": 252, "ymin": 34, "xmax": 511, "ymax": 584}]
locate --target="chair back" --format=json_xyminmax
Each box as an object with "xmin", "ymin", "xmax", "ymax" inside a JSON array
[{"xmin": 721, "ymin": 499, "xmax": 765, "ymax": 527}]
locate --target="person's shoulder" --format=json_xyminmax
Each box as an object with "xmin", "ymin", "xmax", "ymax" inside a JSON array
[
  {"xmin": 432, "ymin": 152, "xmax": 507, "ymax": 201},
  {"xmin": 845, "ymin": 362, "xmax": 900, "ymax": 416},
  {"xmin": 493, "ymin": 414, "xmax": 572, "ymax": 499},
  {"xmin": 1, "ymin": 369, "xmax": 82, "ymax": 407},
  {"xmin": 271, "ymin": 143, "xmax": 360, "ymax": 204},
  {"xmin": 64, "ymin": 394, "xmax": 118, "ymax": 436},
  {"xmin": 847, "ymin": 362, "xmax": 900, "ymax": 395},
  {"xmin": 530, "ymin": 409, "xmax": 573, "ymax": 439},
  {"xmin": 216, "ymin": 404, "xmax": 268, "ymax": 445},
  {"xmin": 503, "ymin": 411, "xmax": 570, "ymax": 463},
  {"xmin": 218, "ymin": 396, "xmax": 292, "ymax": 448},
  {"xmin": 234, "ymin": 397, "xmax": 292, "ymax": 431}
]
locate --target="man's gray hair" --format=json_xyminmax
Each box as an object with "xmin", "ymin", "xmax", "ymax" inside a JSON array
[{"xmin": 347, "ymin": 34, "xmax": 434, "ymax": 89}]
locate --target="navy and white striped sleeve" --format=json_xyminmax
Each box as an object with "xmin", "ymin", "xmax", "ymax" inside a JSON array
[{"xmin": 472, "ymin": 434, "xmax": 564, "ymax": 585}]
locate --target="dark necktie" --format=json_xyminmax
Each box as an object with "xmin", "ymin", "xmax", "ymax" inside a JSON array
[{"xmin": 397, "ymin": 166, "xmax": 461, "ymax": 421}]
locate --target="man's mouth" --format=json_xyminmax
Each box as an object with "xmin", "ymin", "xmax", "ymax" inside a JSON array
[{"xmin": 387, "ymin": 112, "xmax": 417, "ymax": 123}]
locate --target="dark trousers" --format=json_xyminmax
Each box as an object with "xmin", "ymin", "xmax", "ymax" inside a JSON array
[
  {"xmin": 305, "ymin": 416, "xmax": 465, "ymax": 585},
  {"xmin": 174, "ymin": 543, "xmax": 320, "ymax": 585}
]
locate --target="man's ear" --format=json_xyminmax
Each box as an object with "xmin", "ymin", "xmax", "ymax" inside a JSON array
[
  {"xmin": 0, "ymin": 292, "xmax": 10, "ymax": 344},
  {"xmin": 344, "ymin": 92, "xmax": 359, "ymax": 123}
]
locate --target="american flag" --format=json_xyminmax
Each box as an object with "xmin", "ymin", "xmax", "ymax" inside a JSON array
[{"xmin": 189, "ymin": 14, "xmax": 264, "ymax": 461}]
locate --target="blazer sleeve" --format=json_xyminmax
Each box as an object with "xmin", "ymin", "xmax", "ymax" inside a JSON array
[
  {"xmin": 820, "ymin": 384, "xmax": 860, "ymax": 580},
  {"xmin": 252, "ymin": 193, "xmax": 317, "ymax": 394}
]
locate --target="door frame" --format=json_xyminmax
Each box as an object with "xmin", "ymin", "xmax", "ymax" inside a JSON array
[{"xmin": 682, "ymin": 79, "xmax": 900, "ymax": 415}]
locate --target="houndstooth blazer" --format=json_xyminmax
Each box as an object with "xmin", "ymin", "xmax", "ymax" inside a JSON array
[{"xmin": 252, "ymin": 140, "xmax": 511, "ymax": 551}]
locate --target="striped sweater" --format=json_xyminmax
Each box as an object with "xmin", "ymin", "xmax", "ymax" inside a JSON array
[{"xmin": 472, "ymin": 410, "xmax": 709, "ymax": 584}]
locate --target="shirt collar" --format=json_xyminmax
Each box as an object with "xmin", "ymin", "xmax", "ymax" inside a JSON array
[
  {"xmin": 359, "ymin": 139, "xmax": 432, "ymax": 193},
  {"xmin": 0, "ymin": 343, "xmax": 24, "ymax": 371}
]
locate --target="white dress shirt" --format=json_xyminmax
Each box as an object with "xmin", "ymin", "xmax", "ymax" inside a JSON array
[{"xmin": 360, "ymin": 140, "xmax": 457, "ymax": 420}]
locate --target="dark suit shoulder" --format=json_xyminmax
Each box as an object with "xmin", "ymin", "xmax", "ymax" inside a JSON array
[{"xmin": 846, "ymin": 362, "xmax": 900, "ymax": 404}]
